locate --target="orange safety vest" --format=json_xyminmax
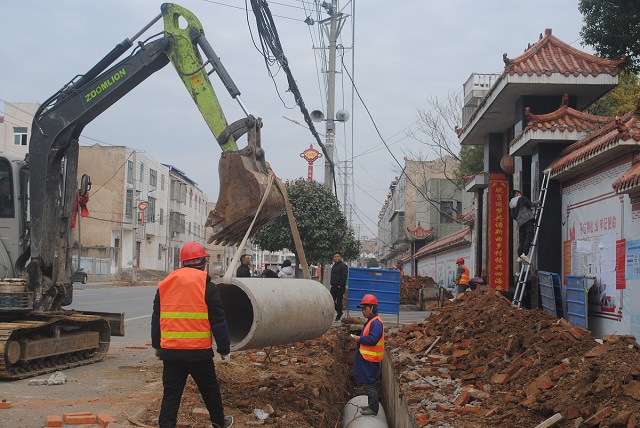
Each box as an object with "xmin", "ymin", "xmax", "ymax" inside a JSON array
[
  {"xmin": 158, "ymin": 268, "xmax": 212, "ymax": 350},
  {"xmin": 359, "ymin": 315, "xmax": 384, "ymax": 362},
  {"xmin": 458, "ymin": 264, "xmax": 470, "ymax": 286}
]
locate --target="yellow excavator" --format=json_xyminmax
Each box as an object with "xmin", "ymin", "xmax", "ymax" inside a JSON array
[{"xmin": 0, "ymin": 3, "xmax": 283, "ymax": 379}]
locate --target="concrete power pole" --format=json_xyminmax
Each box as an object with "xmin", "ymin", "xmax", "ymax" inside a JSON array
[
  {"xmin": 131, "ymin": 150, "xmax": 138, "ymax": 282},
  {"xmin": 323, "ymin": 0, "xmax": 339, "ymax": 190}
]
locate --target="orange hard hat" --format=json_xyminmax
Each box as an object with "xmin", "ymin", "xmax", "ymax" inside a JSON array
[
  {"xmin": 180, "ymin": 241, "xmax": 209, "ymax": 262},
  {"xmin": 456, "ymin": 257, "xmax": 465, "ymax": 264},
  {"xmin": 357, "ymin": 294, "xmax": 379, "ymax": 307}
]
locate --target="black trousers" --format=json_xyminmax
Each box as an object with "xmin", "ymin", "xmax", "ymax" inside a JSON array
[
  {"xmin": 159, "ymin": 359, "xmax": 225, "ymax": 428},
  {"xmin": 330, "ymin": 285, "xmax": 345, "ymax": 317},
  {"xmin": 518, "ymin": 220, "xmax": 536, "ymax": 257}
]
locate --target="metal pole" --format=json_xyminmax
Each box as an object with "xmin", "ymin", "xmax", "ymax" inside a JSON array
[
  {"xmin": 77, "ymin": 198, "xmax": 82, "ymax": 272},
  {"xmin": 323, "ymin": 0, "xmax": 338, "ymax": 191}
]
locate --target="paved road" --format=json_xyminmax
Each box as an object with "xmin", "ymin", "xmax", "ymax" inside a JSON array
[{"xmin": 0, "ymin": 284, "xmax": 161, "ymax": 428}]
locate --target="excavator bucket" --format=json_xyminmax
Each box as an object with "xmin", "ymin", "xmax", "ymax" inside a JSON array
[{"xmin": 206, "ymin": 117, "xmax": 285, "ymax": 246}]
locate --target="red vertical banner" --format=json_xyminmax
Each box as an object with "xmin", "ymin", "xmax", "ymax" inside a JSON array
[
  {"xmin": 488, "ymin": 174, "xmax": 509, "ymax": 290},
  {"xmin": 616, "ymin": 239, "xmax": 626, "ymax": 290},
  {"xmin": 563, "ymin": 240, "xmax": 572, "ymax": 286}
]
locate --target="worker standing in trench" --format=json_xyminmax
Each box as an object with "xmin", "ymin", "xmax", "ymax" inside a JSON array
[{"xmin": 350, "ymin": 294, "xmax": 385, "ymax": 416}]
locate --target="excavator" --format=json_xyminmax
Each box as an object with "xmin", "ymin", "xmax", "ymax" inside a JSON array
[{"xmin": 0, "ymin": 3, "xmax": 284, "ymax": 379}]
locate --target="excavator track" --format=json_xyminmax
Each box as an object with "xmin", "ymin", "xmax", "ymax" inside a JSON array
[{"xmin": 0, "ymin": 313, "xmax": 110, "ymax": 380}]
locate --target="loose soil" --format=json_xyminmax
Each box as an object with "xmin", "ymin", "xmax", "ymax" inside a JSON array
[{"xmin": 137, "ymin": 286, "xmax": 640, "ymax": 428}]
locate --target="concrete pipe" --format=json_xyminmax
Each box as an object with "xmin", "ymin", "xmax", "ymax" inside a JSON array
[
  {"xmin": 215, "ymin": 278, "xmax": 334, "ymax": 351},
  {"xmin": 342, "ymin": 395, "xmax": 388, "ymax": 428}
]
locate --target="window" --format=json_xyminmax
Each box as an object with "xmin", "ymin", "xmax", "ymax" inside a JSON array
[
  {"xmin": 139, "ymin": 162, "xmax": 144, "ymax": 183},
  {"xmin": 0, "ymin": 160, "xmax": 14, "ymax": 218},
  {"xmin": 188, "ymin": 221, "xmax": 191, "ymax": 236},
  {"xmin": 147, "ymin": 197, "xmax": 156, "ymax": 223},
  {"xmin": 440, "ymin": 201, "xmax": 455, "ymax": 223},
  {"xmin": 158, "ymin": 244, "xmax": 163, "ymax": 261},
  {"xmin": 126, "ymin": 190, "xmax": 133, "ymax": 216},
  {"xmin": 189, "ymin": 194, "xmax": 192, "ymax": 207},
  {"xmin": 161, "ymin": 174, "xmax": 165, "ymax": 190},
  {"xmin": 127, "ymin": 160, "xmax": 133, "ymax": 184},
  {"xmin": 159, "ymin": 208, "xmax": 164, "ymax": 225},
  {"xmin": 13, "ymin": 127, "xmax": 27, "ymax": 146},
  {"xmin": 149, "ymin": 169, "xmax": 157, "ymax": 187}
]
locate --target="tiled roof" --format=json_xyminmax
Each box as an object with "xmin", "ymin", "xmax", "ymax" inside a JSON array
[
  {"xmin": 404, "ymin": 224, "xmax": 434, "ymax": 242},
  {"xmin": 613, "ymin": 153, "xmax": 640, "ymax": 194},
  {"xmin": 509, "ymin": 94, "xmax": 615, "ymax": 147},
  {"xmin": 503, "ymin": 29, "xmax": 624, "ymax": 77},
  {"xmin": 459, "ymin": 210, "xmax": 475, "ymax": 224},
  {"xmin": 548, "ymin": 106, "xmax": 640, "ymax": 176},
  {"xmin": 414, "ymin": 227, "xmax": 471, "ymax": 259},
  {"xmin": 456, "ymin": 29, "xmax": 624, "ymax": 138}
]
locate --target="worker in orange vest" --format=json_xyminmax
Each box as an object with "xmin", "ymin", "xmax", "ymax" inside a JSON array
[
  {"xmin": 151, "ymin": 241, "xmax": 233, "ymax": 428},
  {"xmin": 454, "ymin": 257, "xmax": 470, "ymax": 297},
  {"xmin": 350, "ymin": 294, "xmax": 384, "ymax": 416}
]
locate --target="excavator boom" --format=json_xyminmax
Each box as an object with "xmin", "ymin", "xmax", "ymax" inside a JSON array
[{"xmin": 0, "ymin": 2, "xmax": 283, "ymax": 379}]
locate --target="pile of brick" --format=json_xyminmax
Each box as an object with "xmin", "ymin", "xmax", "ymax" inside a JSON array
[
  {"xmin": 45, "ymin": 411, "xmax": 121, "ymax": 427},
  {"xmin": 400, "ymin": 276, "xmax": 439, "ymax": 305},
  {"xmin": 386, "ymin": 287, "xmax": 640, "ymax": 427}
]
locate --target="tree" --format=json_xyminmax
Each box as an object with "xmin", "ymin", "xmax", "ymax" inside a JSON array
[
  {"xmin": 586, "ymin": 71, "xmax": 640, "ymax": 116},
  {"xmin": 579, "ymin": 0, "xmax": 640, "ymax": 72},
  {"xmin": 252, "ymin": 178, "xmax": 359, "ymax": 266}
]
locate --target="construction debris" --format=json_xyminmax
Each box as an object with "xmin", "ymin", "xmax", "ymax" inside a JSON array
[{"xmin": 387, "ymin": 287, "xmax": 640, "ymax": 427}]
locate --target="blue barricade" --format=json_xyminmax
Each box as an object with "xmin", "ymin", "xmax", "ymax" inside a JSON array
[
  {"xmin": 347, "ymin": 268, "xmax": 400, "ymax": 322},
  {"xmin": 566, "ymin": 275, "xmax": 588, "ymax": 329}
]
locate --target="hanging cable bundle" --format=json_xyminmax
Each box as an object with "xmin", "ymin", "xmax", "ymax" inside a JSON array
[{"xmin": 248, "ymin": 0, "xmax": 337, "ymax": 193}]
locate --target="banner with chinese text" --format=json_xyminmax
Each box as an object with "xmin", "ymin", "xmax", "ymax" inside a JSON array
[{"xmin": 488, "ymin": 174, "xmax": 509, "ymax": 290}]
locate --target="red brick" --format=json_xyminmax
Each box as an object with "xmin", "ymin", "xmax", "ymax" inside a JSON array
[
  {"xmin": 46, "ymin": 415, "xmax": 63, "ymax": 427},
  {"xmin": 415, "ymin": 413, "xmax": 430, "ymax": 427},
  {"xmin": 491, "ymin": 373, "xmax": 510, "ymax": 384},
  {"xmin": 566, "ymin": 406, "xmax": 580, "ymax": 419},
  {"xmin": 628, "ymin": 413, "xmax": 638, "ymax": 428},
  {"xmin": 63, "ymin": 412, "xmax": 93, "ymax": 420},
  {"xmin": 453, "ymin": 391, "xmax": 470, "ymax": 406},
  {"xmin": 534, "ymin": 374, "xmax": 555, "ymax": 389},
  {"xmin": 582, "ymin": 406, "xmax": 612, "ymax": 427},
  {"xmin": 610, "ymin": 411, "xmax": 632, "ymax": 426},
  {"xmin": 97, "ymin": 413, "xmax": 117, "ymax": 427},
  {"xmin": 624, "ymin": 380, "xmax": 640, "ymax": 400},
  {"xmin": 0, "ymin": 400, "xmax": 12, "ymax": 409},
  {"xmin": 193, "ymin": 407, "xmax": 209, "ymax": 419},
  {"xmin": 65, "ymin": 414, "xmax": 97, "ymax": 425},
  {"xmin": 585, "ymin": 344, "xmax": 610, "ymax": 358}
]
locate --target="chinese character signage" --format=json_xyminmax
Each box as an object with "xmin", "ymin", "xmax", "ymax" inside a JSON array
[{"xmin": 488, "ymin": 174, "xmax": 509, "ymax": 290}]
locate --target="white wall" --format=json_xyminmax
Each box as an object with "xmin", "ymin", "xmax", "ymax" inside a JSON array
[{"xmin": 416, "ymin": 245, "xmax": 473, "ymax": 294}]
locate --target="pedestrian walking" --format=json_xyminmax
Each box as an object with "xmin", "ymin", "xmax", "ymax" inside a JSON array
[
  {"xmin": 277, "ymin": 259, "xmax": 295, "ymax": 279},
  {"xmin": 509, "ymin": 190, "xmax": 541, "ymax": 264},
  {"xmin": 236, "ymin": 254, "xmax": 251, "ymax": 277}
]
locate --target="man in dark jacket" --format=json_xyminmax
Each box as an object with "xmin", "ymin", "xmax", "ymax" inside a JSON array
[
  {"xmin": 152, "ymin": 241, "xmax": 233, "ymax": 428},
  {"xmin": 330, "ymin": 251, "xmax": 349, "ymax": 321},
  {"xmin": 236, "ymin": 254, "xmax": 251, "ymax": 277},
  {"xmin": 509, "ymin": 190, "xmax": 540, "ymax": 265}
]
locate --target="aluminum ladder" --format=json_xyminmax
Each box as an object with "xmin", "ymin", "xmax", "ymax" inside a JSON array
[{"xmin": 512, "ymin": 170, "xmax": 551, "ymax": 308}]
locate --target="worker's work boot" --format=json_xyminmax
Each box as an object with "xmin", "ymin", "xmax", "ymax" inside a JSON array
[
  {"xmin": 222, "ymin": 416, "xmax": 234, "ymax": 427},
  {"xmin": 360, "ymin": 406, "xmax": 377, "ymax": 416}
]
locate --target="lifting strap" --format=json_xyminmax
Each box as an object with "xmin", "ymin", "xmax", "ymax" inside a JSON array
[
  {"xmin": 512, "ymin": 170, "xmax": 551, "ymax": 308},
  {"xmin": 222, "ymin": 173, "xmax": 311, "ymax": 283}
]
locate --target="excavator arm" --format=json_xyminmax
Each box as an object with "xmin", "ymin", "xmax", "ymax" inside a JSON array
[{"xmin": 25, "ymin": 3, "xmax": 283, "ymax": 311}]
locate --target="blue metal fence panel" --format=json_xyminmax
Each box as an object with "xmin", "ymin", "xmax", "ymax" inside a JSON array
[
  {"xmin": 539, "ymin": 271, "xmax": 557, "ymax": 317},
  {"xmin": 347, "ymin": 268, "xmax": 400, "ymax": 316},
  {"xmin": 566, "ymin": 275, "xmax": 588, "ymax": 329}
]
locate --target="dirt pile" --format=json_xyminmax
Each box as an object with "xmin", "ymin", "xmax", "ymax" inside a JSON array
[
  {"xmin": 139, "ymin": 330, "xmax": 355, "ymax": 427},
  {"xmin": 386, "ymin": 286, "xmax": 640, "ymax": 427},
  {"xmin": 401, "ymin": 275, "xmax": 439, "ymax": 305}
]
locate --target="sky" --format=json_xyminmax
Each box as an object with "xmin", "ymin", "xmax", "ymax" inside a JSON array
[{"xmin": 0, "ymin": 0, "xmax": 590, "ymax": 243}]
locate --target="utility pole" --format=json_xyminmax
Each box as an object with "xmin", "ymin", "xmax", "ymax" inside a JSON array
[
  {"xmin": 323, "ymin": 0, "xmax": 338, "ymax": 190},
  {"xmin": 131, "ymin": 150, "xmax": 138, "ymax": 282}
]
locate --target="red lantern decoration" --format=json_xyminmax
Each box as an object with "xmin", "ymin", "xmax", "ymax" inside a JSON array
[{"xmin": 500, "ymin": 154, "xmax": 515, "ymax": 175}]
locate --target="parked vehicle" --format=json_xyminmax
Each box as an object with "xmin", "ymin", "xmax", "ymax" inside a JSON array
[{"xmin": 73, "ymin": 269, "xmax": 88, "ymax": 285}]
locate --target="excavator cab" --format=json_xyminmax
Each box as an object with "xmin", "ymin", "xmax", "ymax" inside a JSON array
[{"xmin": 161, "ymin": 4, "xmax": 284, "ymax": 246}]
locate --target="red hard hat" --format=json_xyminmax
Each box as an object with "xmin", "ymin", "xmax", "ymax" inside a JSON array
[
  {"xmin": 456, "ymin": 257, "xmax": 465, "ymax": 264},
  {"xmin": 358, "ymin": 294, "xmax": 379, "ymax": 307},
  {"xmin": 180, "ymin": 241, "xmax": 209, "ymax": 262}
]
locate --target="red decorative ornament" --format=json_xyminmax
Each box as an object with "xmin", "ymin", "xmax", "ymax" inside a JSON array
[
  {"xmin": 500, "ymin": 154, "xmax": 515, "ymax": 175},
  {"xmin": 300, "ymin": 144, "xmax": 323, "ymax": 182}
]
